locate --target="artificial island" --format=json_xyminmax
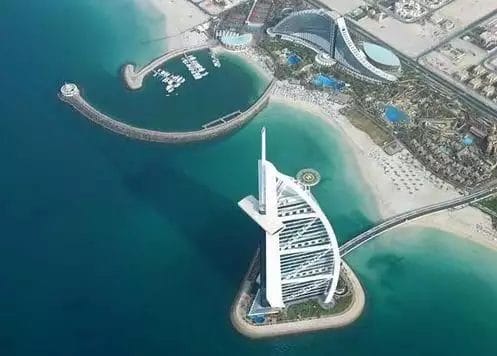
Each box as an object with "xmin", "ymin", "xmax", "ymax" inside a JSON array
[
  {"xmin": 232, "ymin": 127, "xmax": 365, "ymax": 337},
  {"xmin": 59, "ymin": 0, "xmax": 497, "ymax": 339}
]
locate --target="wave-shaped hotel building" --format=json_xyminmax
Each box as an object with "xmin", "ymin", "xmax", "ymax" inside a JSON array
[
  {"xmin": 239, "ymin": 129, "xmax": 341, "ymax": 311},
  {"xmin": 267, "ymin": 9, "xmax": 401, "ymax": 83}
]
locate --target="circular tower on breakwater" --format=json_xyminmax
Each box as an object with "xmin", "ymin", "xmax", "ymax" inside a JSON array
[{"xmin": 60, "ymin": 83, "xmax": 79, "ymax": 97}]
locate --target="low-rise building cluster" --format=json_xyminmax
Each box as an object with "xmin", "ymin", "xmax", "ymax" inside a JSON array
[
  {"xmin": 470, "ymin": 17, "xmax": 497, "ymax": 51},
  {"xmin": 407, "ymin": 134, "xmax": 494, "ymax": 187},
  {"xmin": 376, "ymin": 0, "xmax": 454, "ymax": 23},
  {"xmin": 454, "ymin": 64, "xmax": 497, "ymax": 103}
]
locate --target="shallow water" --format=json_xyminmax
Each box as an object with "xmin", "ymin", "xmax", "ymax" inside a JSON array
[{"xmin": 2, "ymin": 1, "xmax": 497, "ymax": 355}]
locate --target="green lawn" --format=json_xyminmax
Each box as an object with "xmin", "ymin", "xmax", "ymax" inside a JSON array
[
  {"xmin": 481, "ymin": 197, "xmax": 497, "ymax": 213},
  {"xmin": 281, "ymin": 293, "xmax": 353, "ymax": 321}
]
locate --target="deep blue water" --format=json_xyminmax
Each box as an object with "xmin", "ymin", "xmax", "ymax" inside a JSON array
[{"xmin": 2, "ymin": 1, "xmax": 497, "ymax": 355}]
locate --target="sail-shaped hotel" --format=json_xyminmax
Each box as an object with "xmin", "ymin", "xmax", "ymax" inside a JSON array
[{"xmin": 238, "ymin": 128, "xmax": 341, "ymax": 309}]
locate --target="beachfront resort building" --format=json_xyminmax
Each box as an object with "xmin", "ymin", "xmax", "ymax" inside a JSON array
[
  {"xmin": 267, "ymin": 9, "xmax": 401, "ymax": 83},
  {"xmin": 238, "ymin": 128, "xmax": 341, "ymax": 310},
  {"xmin": 216, "ymin": 30, "xmax": 253, "ymax": 51}
]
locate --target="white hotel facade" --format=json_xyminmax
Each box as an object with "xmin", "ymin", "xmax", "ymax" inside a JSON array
[
  {"xmin": 239, "ymin": 128, "xmax": 341, "ymax": 308},
  {"xmin": 266, "ymin": 9, "xmax": 401, "ymax": 84}
]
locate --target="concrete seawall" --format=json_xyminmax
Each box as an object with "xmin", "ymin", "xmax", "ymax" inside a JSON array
[
  {"xmin": 230, "ymin": 256, "xmax": 366, "ymax": 339},
  {"xmin": 123, "ymin": 42, "xmax": 215, "ymax": 90},
  {"xmin": 59, "ymin": 81, "xmax": 275, "ymax": 144}
]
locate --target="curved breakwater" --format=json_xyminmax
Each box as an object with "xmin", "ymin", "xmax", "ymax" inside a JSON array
[{"xmin": 59, "ymin": 81, "xmax": 275, "ymax": 144}]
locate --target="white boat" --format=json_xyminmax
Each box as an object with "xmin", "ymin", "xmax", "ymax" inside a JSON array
[
  {"xmin": 153, "ymin": 66, "xmax": 185, "ymax": 94},
  {"xmin": 212, "ymin": 56, "xmax": 221, "ymax": 67},
  {"xmin": 182, "ymin": 54, "xmax": 208, "ymax": 79}
]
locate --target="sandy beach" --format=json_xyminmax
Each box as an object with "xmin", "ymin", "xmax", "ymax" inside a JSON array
[
  {"xmin": 270, "ymin": 82, "xmax": 497, "ymax": 252},
  {"xmin": 141, "ymin": 0, "xmax": 210, "ymax": 50},
  {"xmin": 214, "ymin": 47, "xmax": 275, "ymax": 83}
]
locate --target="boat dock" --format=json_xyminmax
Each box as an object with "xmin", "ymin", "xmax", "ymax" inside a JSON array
[
  {"xmin": 152, "ymin": 69, "xmax": 186, "ymax": 94},
  {"xmin": 182, "ymin": 53, "xmax": 208, "ymax": 80},
  {"xmin": 123, "ymin": 41, "xmax": 216, "ymax": 90}
]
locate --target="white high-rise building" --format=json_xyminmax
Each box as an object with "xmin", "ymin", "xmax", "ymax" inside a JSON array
[
  {"xmin": 239, "ymin": 128, "xmax": 341, "ymax": 308},
  {"xmin": 266, "ymin": 9, "xmax": 401, "ymax": 83}
]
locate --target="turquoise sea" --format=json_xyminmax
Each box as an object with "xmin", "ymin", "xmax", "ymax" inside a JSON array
[{"xmin": 2, "ymin": 1, "xmax": 497, "ymax": 355}]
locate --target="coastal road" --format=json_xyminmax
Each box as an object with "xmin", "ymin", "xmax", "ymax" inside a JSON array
[
  {"xmin": 415, "ymin": 8, "xmax": 497, "ymax": 59},
  {"xmin": 340, "ymin": 186, "xmax": 497, "ymax": 256}
]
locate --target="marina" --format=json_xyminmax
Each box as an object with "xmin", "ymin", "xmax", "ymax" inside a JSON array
[
  {"xmin": 147, "ymin": 49, "xmax": 223, "ymax": 97},
  {"xmin": 152, "ymin": 68, "xmax": 186, "ymax": 94},
  {"xmin": 122, "ymin": 41, "xmax": 215, "ymax": 90},
  {"xmin": 182, "ymin": 53, "xmax": 209, "ymax": 80}
]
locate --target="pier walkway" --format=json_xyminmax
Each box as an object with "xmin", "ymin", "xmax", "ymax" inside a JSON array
[
  {"xmin": 123, "ymin": 41, "xmax": 216, "ymax": 90},
  {"xmin": 202, "ymin": 110, "xmax": 242, "ymax": 129},
  {"xmin": 340, "ymin": 185, "xmax": 497, "ymax": 256},
  {"xmin": 59, "ymin": 81, "xmax": 275, "ymax": 144}
]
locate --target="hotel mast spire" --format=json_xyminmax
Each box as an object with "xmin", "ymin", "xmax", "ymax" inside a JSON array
[
  {"xmin": 258, "ymin": 127, "xmax": 267, "ymax": 214},
  {"xmin": 261, "ymin": 127, "xmax": 266, "ymax": 162}
]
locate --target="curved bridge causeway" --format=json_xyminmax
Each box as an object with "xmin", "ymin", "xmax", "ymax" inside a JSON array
[
  {"xmin": 58, "ymin": 81, "xmax": 275, "ymax": 144},
  {"xmin": 340, "ymin": 185, "xmax": 497, "ymax": 257},
  {"xmin": 123, "ymin": 42, "xmax": 216, "ymax": 90}
]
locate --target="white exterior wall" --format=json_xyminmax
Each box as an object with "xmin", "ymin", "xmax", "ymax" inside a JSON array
[
  {"xmin": 335, "ymin": 17, "xmax": 398, "ymax": 82},
  {"xmin": 239, "ymin": 128, "xmax": 341, "ymax": 308},
  {"xmin": 269, "ymin": 9, "xmax": 399, "ymax": 83},
  {"xmin": 262, "ymin": 163, "xmax": 285, "ymax": 307}
]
